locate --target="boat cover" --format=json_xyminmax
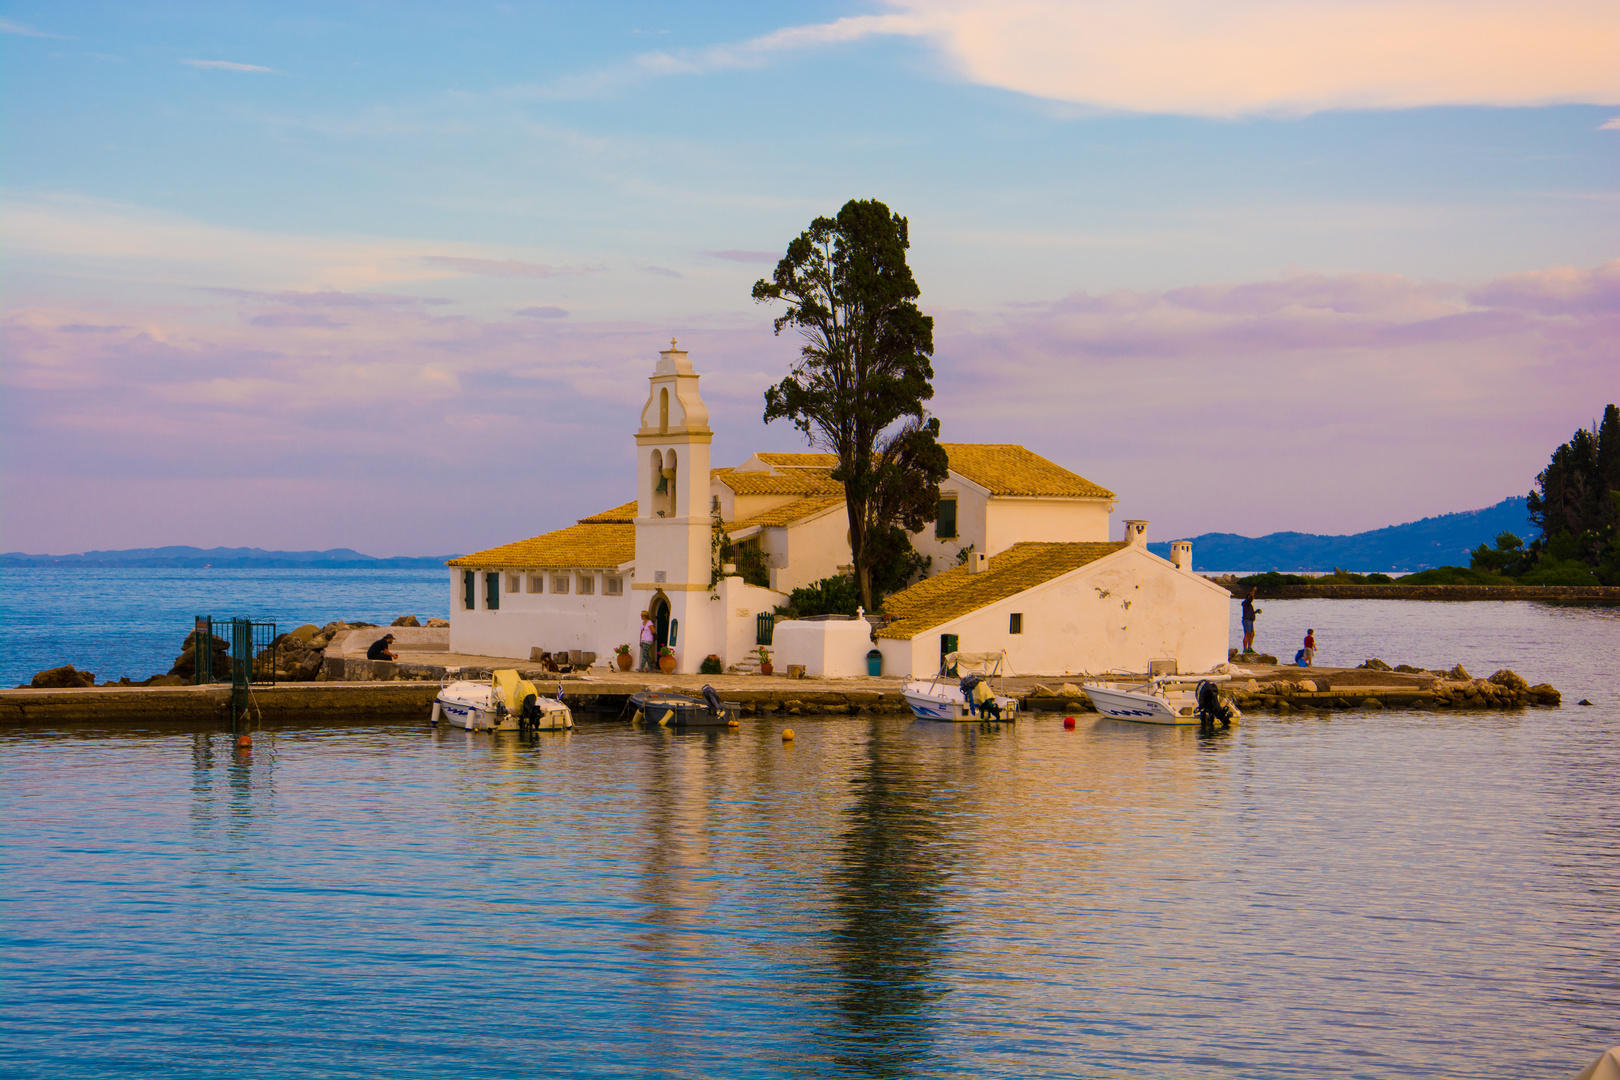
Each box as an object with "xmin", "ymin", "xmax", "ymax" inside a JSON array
[
  {"xmin": 1574, "ymin": 1047, "xmax": 1620, "ymax": 1080},
  {"xmin": 491, "ymin": 669, "xmax": 538, "ymax": 713},
  {"xmin": 945, "ymin": 651, "xmax": 1004, "ymax": 670}
]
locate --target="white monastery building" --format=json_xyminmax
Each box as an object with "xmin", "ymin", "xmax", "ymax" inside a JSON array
[{"xmin": 448, "ymin": 341, "xmax": 1229, "ymax": 677}]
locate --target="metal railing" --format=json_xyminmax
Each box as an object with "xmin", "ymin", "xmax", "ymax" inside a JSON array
[{"xmin": 192, "ymin": 616, "xmax": 277, "ymax": 733}]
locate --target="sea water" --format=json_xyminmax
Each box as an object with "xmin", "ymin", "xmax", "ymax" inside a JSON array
[
  {"xmin": 2, "ymin": 586, "xmax": 1617, "ymax": 1078},
  {"xmin": 0, "ymin": 567, "xmax": 449, "ymax": 687}
]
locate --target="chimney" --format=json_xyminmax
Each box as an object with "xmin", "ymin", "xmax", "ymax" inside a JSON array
[
  {"xmin": 1124, "ymin": 519, "xmax": 1149, "ymax": 547},
  {"xmin": 1171, "ymin": 540, "xmax": 1193, "ymax": 572},
  {"xmin": 968, "ymin": 551, "xmax": 989, "ymax": 574}
]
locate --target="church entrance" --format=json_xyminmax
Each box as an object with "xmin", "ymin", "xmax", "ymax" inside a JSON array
[{"xmin": 650, "ymin": 595, "xmax": 671, "ymax": 651}]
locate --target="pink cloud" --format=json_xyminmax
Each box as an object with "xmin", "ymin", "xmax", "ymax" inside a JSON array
[
  {"xmin": 419, "ymin": 255, "xmax": 594, "ymax": 279},
  {"xmin": 3, "ymin": 263, "xmax": 1614, "ymax": 554}
]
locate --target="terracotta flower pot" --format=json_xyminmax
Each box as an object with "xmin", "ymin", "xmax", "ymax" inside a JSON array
[
  {"xmin": 659, "ymin": 655, "xmax": 676, "ymax": 674},
  {"xmin": 617, "ymin": 653, "xmax": 632, "ymax": 671},
  {"xmin": 759, "ymin": 662, "xmax": 773, "ymax": 676}
]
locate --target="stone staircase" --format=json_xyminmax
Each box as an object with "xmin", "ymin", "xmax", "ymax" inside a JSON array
[{"xmin": 727, "ymin": 654, "xmax": 764, "ymax": 675}]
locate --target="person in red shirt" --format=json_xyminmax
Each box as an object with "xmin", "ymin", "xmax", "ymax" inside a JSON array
[{"xmin": 1302, "ymin": 629, "xmax": 1316, "ymax": 667}]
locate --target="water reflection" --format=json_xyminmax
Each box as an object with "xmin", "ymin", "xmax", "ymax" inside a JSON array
[{"xmin": 822, "ymin": 720, "xmax": 956, "ymax": 1078}]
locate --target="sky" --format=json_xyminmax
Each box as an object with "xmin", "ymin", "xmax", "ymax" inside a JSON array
[{"xmin": 2, "ymin": 1, "xmax": 1616, "ymax": 557}]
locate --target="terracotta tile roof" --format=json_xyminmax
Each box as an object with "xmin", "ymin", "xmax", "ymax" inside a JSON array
[
  {"xmin": 714, "ymin": 467, "xmax": 843, "ymax": 496},
  {"xmin": 942, "ymin": 444, "xmax": 1114, "ymax": 499},
  {"xmin": 755, "ymin": 452, "xmax": 838, "ymax": 469},
  {"xmin": 726, "ymin": 495, "xmax": 845, "ymax": 532},
  {"xmin": 875, "ymin": 541, "xmax": 1126, "ymax": 639},
  {"xmin": 448, "ymin": 523, "xmax": 635, "ymax": 570},
  {"xmin": 576, "ymin": 500, "xmax": 639, "ymax": 525}
]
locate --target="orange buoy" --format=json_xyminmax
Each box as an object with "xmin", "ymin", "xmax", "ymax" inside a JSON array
[
  {"xmin": 781, "ymin": 728, "xmax": 795, "ymax": 741},
  {"xmin": 236, "ymin": 734, "xmax": 253, "ymax": 748},
  {"xmin": 1063, "ymin": 717, "xmax": 1076, "ymax": 729}
]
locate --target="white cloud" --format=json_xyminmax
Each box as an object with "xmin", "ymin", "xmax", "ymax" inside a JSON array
[
  {"xmin": 0, "ymin": 17, "xmax": 70, "ymax": 38},
  {"xmin": 1601, "ymin": 116, "xmax": 1620, "ymax": 130},
  {"xmin": 181, "ymin": 59, "xmax": 279, "ymax": 74}
]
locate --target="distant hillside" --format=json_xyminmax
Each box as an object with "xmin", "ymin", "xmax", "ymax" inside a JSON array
[
  {"xmin": 0, "ymin": 546, "xmax": 458, "ymax": 569},
  {"xmin": 1148, "ymin": 496, "xmax": 1533, "ymax": 572}
]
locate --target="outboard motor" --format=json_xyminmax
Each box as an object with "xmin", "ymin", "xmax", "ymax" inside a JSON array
[
  {"xmin": 1196, "ymin": 680, "xmax": 1234, "ymax": 731},
  {"xmin": 702, "ymin": 683, "xmax": 723, "ymax": 718},
  {"xmin": 959, "ymin": 672, "xmax": 984, "ymax": 716}
]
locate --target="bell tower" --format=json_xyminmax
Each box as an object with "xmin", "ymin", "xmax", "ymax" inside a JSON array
[{"xmin": 633, "ymin": 340, "xmax": 716, "ymax": 670}]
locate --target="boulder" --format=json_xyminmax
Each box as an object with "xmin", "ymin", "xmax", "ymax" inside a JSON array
[
  {"xmin": 1058, "ymin": 682, "xmax": 1084, "ymax": 697},
  {"xmin": 424, "ymin": 617, "xmax": 449, "ymax": 628},
  {"xmin": 1298, "ymin": 680, "xmax": 1317, "ymax": 693},
  {"xmin": 1448, "ymin": 664, "xmax": 1471, "ymax": 681},
  {"xmin": 392, "ymin": 615, "xmax": 421, "ymax": 627},
  {"xmin": 1489, "ymin": 669, "xmax": 1530, "ymax": 693},
  {"xmin": 289, "ymin": 624, "xmax": 319, "ymax": 643},
  {"xmin": 1394, "ymin": 664, "xmax": 1426, "ymax": 674},
  {"xmin": 1528, "ymin": 684, "xmax": 1562, "ymax": 707},
  {"xmin": 1359, "ymin": 658, "xmax": 1393, "ymax": 671},
  {"xmin": 1360, "ymin": 697, "xmax": 1384, "ymax": 709},
  {"xmin": 143, "ymin": 674, "xmax": 185, "ymax": 687},
  {"xmin": 31, "ymin": 665, "xmax": 96, "ymax": 688},
  {"xmin": 1030, "ymin": 684, "xmax": 1058, "ymax": 698}
]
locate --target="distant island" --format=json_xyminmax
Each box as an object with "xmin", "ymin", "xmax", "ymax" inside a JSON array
[
  {"xmin": 1147, "ymin": 497, "xmax": 1533, "ymax": 572},
  {"xmin": 0, "ymin": 546, "xmax": 460, "ymax": 569}
]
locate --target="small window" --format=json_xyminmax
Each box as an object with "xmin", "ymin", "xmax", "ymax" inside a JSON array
[
  {"xmin": 604, "ymin": 576, "xmax": 624, "ymax": 596},
  {"xmin": 936, "ymin": 498, "xmax": 958, "ymax": 539},
  {"xmin": 463, "ymin": 570, "xmax": 476, "ymax": 610},
  {"xmin": 577, "ymin": 574, "xmax": 595, "ymax": 595},
  {"xmin": 527, "ymin": 573, "xmax": 543, "ymax": 593},
  {"xmin": 1009, "ymin": 612, "xmax": 1023, "ymax": 634},
  {"xmin": 551, "ymin": 574, "xmax": 570, "ymax": 595},
  {"xmin": 485, "ymin": 572, "xmax": 500, "ymax": 611},
  {"xmin": 506, "ymin": 573, "xmax": 520, "ymax": 592}
]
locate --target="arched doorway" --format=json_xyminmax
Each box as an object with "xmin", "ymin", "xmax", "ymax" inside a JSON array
[{"xmin": 650, "ymin": 593, "xmax": 671, "ymax": 651}]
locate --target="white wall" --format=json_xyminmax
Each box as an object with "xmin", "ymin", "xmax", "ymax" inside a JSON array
[
  {"xmin": 710, "ymin": 576, "xmax": 789, "ymax": 671},
  {"xmin": 772, "ymin": 617, "xmax": 876, "ymax": 677},
  {"xmin": 985, "ymin": 498, "xmax": 1112, "ymax": 554},
  {"xmin": 877, "ymin": 547, "xmax": 1229, "ymax": 677},
  {"xmin": 449, "ymin": 568, "xmax": 641, "ymax": 661},
  {"xmin": 910, "ymin": 478, "xmax": 991, "ymax": 573},
  {"xmin": 771, "ymin": 507, "xmax": 851, "ymax": 593}
]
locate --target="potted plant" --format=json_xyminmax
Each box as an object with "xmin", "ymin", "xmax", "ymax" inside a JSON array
[
  {"xmin": 658, "ymin": 644, "xmax": 676, "ymax": 674},
  {"xmin": 757, "ymin": 646, "xmax": 773, "ymax": 677},
  {"xmin": 700, "ymin": 653, "xmax": 723, "ymax": 675},
  {"xmin": 614, "ymin": 643, "xmax": 633, "ymax": 671}
]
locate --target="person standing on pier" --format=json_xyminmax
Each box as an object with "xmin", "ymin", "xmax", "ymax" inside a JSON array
[
  {"xmin": 1302, "ymin": 629, "xmax": 1316, "ymax": 667},
  {"xmin": 638, "ymin": 612, "xmax": 656, "ymax": 672},
  {"xmin": 1241, "ymin": 589, "xmax": 1260, "ymax": 654}
]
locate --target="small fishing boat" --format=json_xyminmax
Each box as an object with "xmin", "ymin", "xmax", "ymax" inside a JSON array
[
  {"xmin": 432, "ymin": 668, "xmax": 573, "ymax": 732},
  {"xmin": 903, "ymin": 651, "xmax": 1019, "ymax": 722},
  {"xmin": 1083, "ymin": 675, "xmax": 1239, "ymax": 727},
  {"xmin": 630, "ymin": 686, "xmax": 740, "ymax": 727}
]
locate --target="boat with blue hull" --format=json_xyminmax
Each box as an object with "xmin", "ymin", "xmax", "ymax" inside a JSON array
[{"xmin": 903, "ymin": 651, "xmax": 1019, "ymax": 722}]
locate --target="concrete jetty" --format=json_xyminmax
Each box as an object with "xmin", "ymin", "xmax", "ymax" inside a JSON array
[{"xmin": 0, "ymin": 660, "xmax": 1561, "ymax": 729}]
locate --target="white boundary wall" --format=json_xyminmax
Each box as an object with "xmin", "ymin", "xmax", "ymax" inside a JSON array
[{"xmin": 771, "ymin": 617, "xmax": 876, "ymax": 677}]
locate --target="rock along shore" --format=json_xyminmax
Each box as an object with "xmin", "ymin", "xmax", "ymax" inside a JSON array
[{"xmin": 1224, "ymin": 583, "xmax": 1620, "ymax": 602}]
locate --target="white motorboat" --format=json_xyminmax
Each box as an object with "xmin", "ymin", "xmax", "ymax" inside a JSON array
[
  {"xmin": 432, "ymin": 669, "xmax": 573, "ymax": 732},
  {"xmin": 1083, "ymin": 675, "xmax": 1239, "ymax": 726},
  {"xmin": 903, "ymin": 651, "xmax": 1020, "ymax": 722}
]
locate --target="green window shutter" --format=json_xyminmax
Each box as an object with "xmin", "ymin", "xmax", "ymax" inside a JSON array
[
  {"xmin": 486, "ymin": 572, "xmax": 500, "ymax": 610},
  {"xmin": 463, "ymin": 571, "xmax": 475, "ymax": 610},
  {"xmin": 936, "ymin": 498, "xmax": 957, "ymax": 539}
]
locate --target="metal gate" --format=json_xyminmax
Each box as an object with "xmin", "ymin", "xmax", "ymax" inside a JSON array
[
  {"xmin": 192, "ymin": 616, "xmax": 277, "ymax": 732},
  {"xmin": 756, "ymin": 612, "xmax": 775, "ymax": 646}
]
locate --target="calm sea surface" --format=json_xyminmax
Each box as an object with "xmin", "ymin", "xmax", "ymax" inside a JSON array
[
  {"xmin": 0, "ymin": 567, "xmax": 449, "ymax": 687},
  {"xmin": 2, "ymin": 578, "xmax": 1618, "ymax": 1078}
]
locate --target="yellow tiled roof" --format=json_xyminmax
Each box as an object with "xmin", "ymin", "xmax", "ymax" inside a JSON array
[
  {"xmin": 875, "ymin": 541, "xmax": 1126, "ymax": 639},
  {"xmin": 755, "ymin": 452, "xmax": 838, "ymax": 469},
  {"xmin": 714, "ymin": 467, "xmax": 842, "ymax": 496},
  {"xmin": 726, "ymin": 495, "xmax": 845, "ymax": 533},
  {"xmin": 577, "ymin": 500, "xmax": 638, "ymax": 524},
  {"xmin": 942, "ymin": 444, "xmax": 1114, "ymax": 499},
  {"xmin": 448, "ymin": 523, "xmax": 635, "ymax": 570}
]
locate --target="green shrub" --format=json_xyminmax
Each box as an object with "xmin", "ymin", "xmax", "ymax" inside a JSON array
[
  {"xmin": 1516, "ymin": 559, "xmax": 1601, "ymax": 586},
  {"xmin": 786, "ymin": 575, "xmax": 861, "ymax": 618},
  {"xmin": 699, "ymin": 654, "xmax": 724, "ymax": 675},
  {"xmin": 1398, "ymin": 566, "xmax": 1504, "ymax": 585}
]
